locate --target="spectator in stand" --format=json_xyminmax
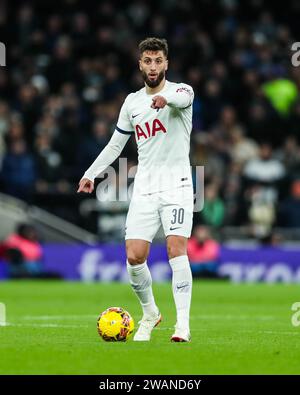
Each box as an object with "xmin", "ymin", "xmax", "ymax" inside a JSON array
[
  {"xmin": 34, "ymin": 132, "xmax": 65, "ymax": 194},
  {"xmin": 1, "ymin": 223, "xmax": 43, "ymax": 278},
  {"xmin": 195, "ymin": 183, "xmax": 225, "ymax": 228},
  {"xmin": 0, "ymin": 139, "xmax": 36, "ymax": 201},
  {"xmin": 243, "ymin": 142, "xmax": 286, "ymax": 185},
  {"xmin": 241, "ymin": 142, "xmax": 285, "ymax": 235},
  {"xmin": 278, "ymin": 179, "xmax": 300, "ymax": 228},
  {"xmin": 229, "ymin": 125, "xmax": 259, "ymax": 166},
  {"xmin": 0, "ymin": 223, "xmax": 62, "ymax": 279},
  {"xmin": 5, "ymin": 115, "xmax": 26, "ymax": 147},
  {"xmin": 77, "ymin": 118, "xmax": 110, "ymax": 177},
  {"xmin": 191, "ymin": 133, "xmax": 225, "ymax": 187},
  {"xmin": 187, "ymin": 225, "xmax": 221, "ymax": 278},
  {"xmin": 0, "ymin": 101, "xmax": 10, "ymax": 160},
  {"xmin": 274, "ymin": 136, "xmax": 300, "ymax": 177},
  {"xmin": 246, "ymin": 101, "xmax": 281, "ymax": 146},
  {"xmin": 223, "ymin": 161, "xmax": 243, "ymax": 225},
  {"xmin": 201, "ymin": 79, "xmax": 224, "ymax": 130},
  {"xmin": 262, "ymin": 77, "xmax": 298, "ymax": 118}
]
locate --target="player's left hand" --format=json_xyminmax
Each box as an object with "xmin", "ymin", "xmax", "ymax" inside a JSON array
[{"xmin": 151, "ymin": 95, "xmax": 167, "ymax": 109}]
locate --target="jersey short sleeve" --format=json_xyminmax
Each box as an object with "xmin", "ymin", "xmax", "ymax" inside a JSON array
[
  {"xmin": 116, "ymin": 94, "xmax": 134, "ymax": 135},
  {"xmin": 177, "ymin": 83, "xmax": 194, "ymax": 105},
  {"xmin": 164, "ymin": 82, "xmax": 194, "ymax": 109}
]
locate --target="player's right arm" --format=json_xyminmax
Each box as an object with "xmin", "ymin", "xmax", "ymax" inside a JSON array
[
  {"xmin": 77, "ymin": 95, "xmax": 134, "ymax": 194},
  {"xmin": 77, "ymin": 131, "xmax": 131, "ymax": 193},
  {"xmin": 165, "ymin": 83, "xmax": 194, "ymax": 109},
  {"xmin": 151, "ymin": 83, "xmax": 194, "ymax": 111}
]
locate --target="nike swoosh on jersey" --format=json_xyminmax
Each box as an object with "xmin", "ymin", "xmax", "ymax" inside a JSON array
[
  {"xmin": 169, "ymin": 226, "xmax": 182, "ymax": 231},
  {"xmin": 132, "ymin": 113, "xmax": 141, "ymax": 119}
]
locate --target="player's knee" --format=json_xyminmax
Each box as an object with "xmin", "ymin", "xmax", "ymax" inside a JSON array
[
  {"xmin": 167, "ymin": 245, "xmax": 186, "ymax": 259},
  {"xmin": 126, "ymin": 240, "xmax": 149, "ymax": 265},
  {"xmin": 167, "ymin": 238, "xmax": 187, "ymax": 259},
  {"xmin": 127, "ymin": 251, "xmax": 147, "ymax": 265}
]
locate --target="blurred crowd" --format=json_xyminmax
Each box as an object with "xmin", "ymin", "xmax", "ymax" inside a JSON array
[
  {"xmin": 0, "ymin": 222, "xmax": 61, "ymax": 278},
  {"xmin": 1, "ymin": 0, "xmax": 300, "ymax": 239}
]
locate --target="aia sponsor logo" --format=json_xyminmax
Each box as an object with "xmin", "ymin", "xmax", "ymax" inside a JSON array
[{"xmin": 135, "ymin": 118, "xmax": 166, "ymax": 140}]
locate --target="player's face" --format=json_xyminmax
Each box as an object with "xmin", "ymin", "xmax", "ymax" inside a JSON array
[{"xmin": 139, "ymin": 50, "xmax": 168, "ymax": 88}]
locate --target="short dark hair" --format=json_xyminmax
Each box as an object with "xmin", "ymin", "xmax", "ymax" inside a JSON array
[
  {"xmin": 139, "ymin": 37, "xmax": 168, "ymax": 58},
  {"xmin": 17, "ymin": 223, "xmax": 35, "ymax": 238}
]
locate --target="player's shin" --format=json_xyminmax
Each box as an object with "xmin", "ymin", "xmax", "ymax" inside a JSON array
[
  {"xmin": 169, "ymin": 255, "xmax": 192, "ymax": 332},
  {"xmin": 126, "ymin": 260, "xmax": 159, "ymax": 317}
]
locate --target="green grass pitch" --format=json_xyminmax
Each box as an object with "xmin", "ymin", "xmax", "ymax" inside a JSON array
[{"xmin": 0, "ymin": 280, "xmax": 299, "ymax": 374}]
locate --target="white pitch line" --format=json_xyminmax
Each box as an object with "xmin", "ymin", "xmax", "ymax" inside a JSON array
[
  {"xmin": 22, "ymin": 315, "xmax": 97, "ymax": 320},
  {"xmin": 190, "ymin": 315, "xmax": 277, "ymax": 321},
  {"xmin": 20, "ymin": 314, "xmax": 277, "ymax": 322},
  {"xmin": 156, "ymin": 328, "xmax": 300, "ymax": 336},
  {"xmin": 6, "ymin": 323, "xmax": 88, "ymax": 328},
  {"xmin": 3, "ymin": 322, "xmax": 298, "ymax": 336}
]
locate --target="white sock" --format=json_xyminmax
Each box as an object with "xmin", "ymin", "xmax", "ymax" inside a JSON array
[
  {"xmin": 169, "ymin": 255, "xmax": 192, "ymax": 331},
  {"xmin": 127, "ymin": 260, "xmax": 159, "ymax": 317}
]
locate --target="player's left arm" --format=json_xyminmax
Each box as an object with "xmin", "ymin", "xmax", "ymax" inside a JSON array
[{"xmin": 151, "ymin": 84, "xmax": 194, "ymax": 110}]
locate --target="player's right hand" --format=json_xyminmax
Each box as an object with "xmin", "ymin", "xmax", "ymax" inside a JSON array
[{"xmin": 77, "ymin": 178, "xmax": 94, "ymax": 193}]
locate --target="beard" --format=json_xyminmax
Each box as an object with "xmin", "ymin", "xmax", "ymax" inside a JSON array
[{"xmin": 142, "ymin": 70, "xmax": 165, "ymax": 88}]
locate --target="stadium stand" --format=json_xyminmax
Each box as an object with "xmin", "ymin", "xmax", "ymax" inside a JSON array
[{"xmin": 1, "ymin": 0, "xmax": 300, "ymax": 243}]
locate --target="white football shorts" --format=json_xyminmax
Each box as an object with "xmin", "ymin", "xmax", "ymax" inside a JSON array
[{"xmin": 125, "ymin": 185, "xmax": 194, "ymax": 242}]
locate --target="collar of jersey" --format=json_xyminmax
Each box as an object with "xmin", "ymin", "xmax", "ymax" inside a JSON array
[{"xmin": 144, "ymin": 80, "xmax": 169, "ymax": 96}]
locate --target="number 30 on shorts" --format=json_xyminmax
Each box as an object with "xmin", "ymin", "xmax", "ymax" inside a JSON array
[{"xmin": 171, "ymin": 208, "xmax": 185, "ymax": 225}]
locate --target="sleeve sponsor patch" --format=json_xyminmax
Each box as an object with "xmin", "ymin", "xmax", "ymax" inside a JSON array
[{"xmin": 176, "ymin": 87, "xmax": 193, "ymax": 96}]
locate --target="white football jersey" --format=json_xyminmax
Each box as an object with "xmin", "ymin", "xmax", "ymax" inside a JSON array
[{"xmin": 116, "ymin": 80, "xmax": 194, "ymax": 195}]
